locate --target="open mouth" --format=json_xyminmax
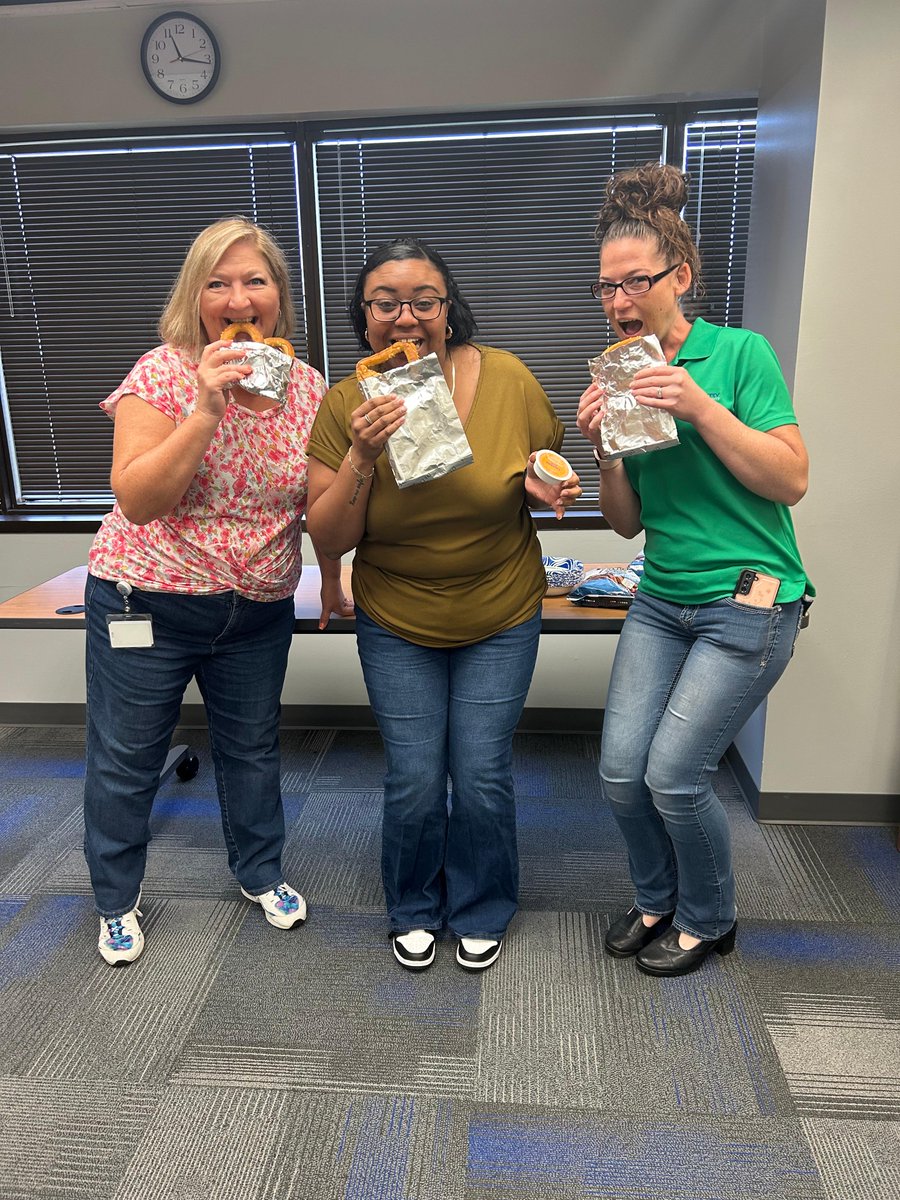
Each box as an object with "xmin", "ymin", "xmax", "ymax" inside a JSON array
[
  {"xmin": 619, "ymin": 320, "xmax": 643, "ymax": 337},
  {"xmin": 390, "ymin": 337, "xmax": 424, "ymax": 349}
]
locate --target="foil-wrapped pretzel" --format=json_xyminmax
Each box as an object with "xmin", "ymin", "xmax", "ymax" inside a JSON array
[{"xmin": 356, "ymin": 341, "xmax": 420, "ymax": 380}]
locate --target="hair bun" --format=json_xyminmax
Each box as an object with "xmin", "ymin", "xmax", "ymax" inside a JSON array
[{"xmin": 598, "ymin": 163, "xmax": 689, "ymax": 226}]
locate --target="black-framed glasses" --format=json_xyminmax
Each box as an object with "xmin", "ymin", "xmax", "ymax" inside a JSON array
[
  {"xmin": 591, "ymin": 263, "xmax": 680, "ymax": 301},
  {"xmin": 363, "ymin": 296, "xmax": 448, "ymax": 322}
]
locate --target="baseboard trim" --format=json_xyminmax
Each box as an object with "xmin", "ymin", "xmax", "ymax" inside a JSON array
[
  {"xmin": 755, "ymin": 791, "xmax": 900, "ymax": 825},
  {"xmin": 0, "ymin": 702, "xmax": 603, "ymax": 734},
  {"xmin": 725, "ymin": 744, "xmax": 899, "ymax": 825}
]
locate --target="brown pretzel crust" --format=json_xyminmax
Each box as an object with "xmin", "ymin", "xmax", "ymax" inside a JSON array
[
  {"xmin": 601, "ymin": 336, "xmax": 643, "ymax": 357},
  {"xmin": 221, "ymin": 321, "xmax": 264, "ymax": 342},
  {"xmin": 264, "ymin": 337, "xmax": 295, "ymax": 358},
  {"xmin": 356, "ymin": 340, "xmax": 420, "ymax": 380}
]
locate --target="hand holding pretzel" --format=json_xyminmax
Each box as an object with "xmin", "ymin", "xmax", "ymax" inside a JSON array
[
  {"xmin": 350, "ymin": 341, "xmax": 418, "ymax": 465},
  {"xmin": 196, "ymin": 339, "xmax": 253, "ymax": 420},
  {"xmin": 350, "ymin": 393, "xmax": 406, "ymax": 466},
  {"xmin": 631, "ymin": 363, "xmax": 711, "ymax": 424},
  {"xmin": 576, "ymin": 379, "xmax": 608, "ymax": 450}
]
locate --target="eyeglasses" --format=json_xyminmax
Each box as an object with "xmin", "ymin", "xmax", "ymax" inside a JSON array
[
  {"xmin": 591, "ymin": 263, "xmax": 680, "ymax": 301},
  {"xmin": 363, "ymin": 296, "xmax": 448, "ymax": 322}
]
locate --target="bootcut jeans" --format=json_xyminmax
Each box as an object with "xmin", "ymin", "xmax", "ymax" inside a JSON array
[{"xmin": 600, "ymin": 590, "xmax": 803, "ymax": 940}]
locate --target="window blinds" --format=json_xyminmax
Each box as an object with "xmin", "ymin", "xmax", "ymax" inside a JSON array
[
  {"xmin": 0, "ymin": 107, "xmax": 755, "ymax": 512},
  {"xmin": 0, "ymin": 135, "xmax": 305, "ymax": 505}
]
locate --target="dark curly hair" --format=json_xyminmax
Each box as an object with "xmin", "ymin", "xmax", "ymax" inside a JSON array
[
  {"xmin": 347, "ymin": 237, "xmax": 479, "ymax": 350},
  {"xmin": 595, "ymin": 163, "xmax": 704, "ymax": 294}
]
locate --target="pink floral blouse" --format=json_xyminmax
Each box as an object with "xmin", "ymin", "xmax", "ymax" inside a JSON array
[{"xmin": 88, "ymin": 344, "xmax": 325, "ymax": 601}]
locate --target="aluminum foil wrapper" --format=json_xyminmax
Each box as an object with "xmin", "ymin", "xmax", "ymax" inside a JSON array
[
  {"xmin": 232, "ymin": 342, "xmax": 293, "ymax": 404},
  {"xmin": 588, "ymin": 334, "xmax": 679, "ymax": 459},
  {"xmin": 358, "ymin": 352, "xmax": 473, "ymax": 489}
]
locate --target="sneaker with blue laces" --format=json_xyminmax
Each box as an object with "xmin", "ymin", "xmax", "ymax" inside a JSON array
[
  {"xmin": 98, "ymin": 898, "xmax": 144, "ymax": 966},
  {"xmin": 240, "ymin": 882, "xmax": 307, "ymax": 929}
]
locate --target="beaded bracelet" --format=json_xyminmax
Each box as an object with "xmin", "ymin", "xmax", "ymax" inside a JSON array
[{"xmin": 347, "ymin": 447, "xmax": 375, "ymax": 483}]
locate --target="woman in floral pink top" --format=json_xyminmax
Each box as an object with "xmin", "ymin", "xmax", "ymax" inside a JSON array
[{"xmin": 84, "ymin": 217, "xmax": 351, "ymax": 967}]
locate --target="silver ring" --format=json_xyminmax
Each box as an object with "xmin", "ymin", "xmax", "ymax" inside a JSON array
[
  {"xmin": 657, "ymin": 387, "xmax": 663, "ymax": 400},
  {"xmin": 364, "ymin": 411, "xmax": 373, "ymax": 425}
]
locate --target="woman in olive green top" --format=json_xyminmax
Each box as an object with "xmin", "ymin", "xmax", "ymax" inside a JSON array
[{"xmin": 307, "ymin": 238, "xmax": 580, "ymax": 973}]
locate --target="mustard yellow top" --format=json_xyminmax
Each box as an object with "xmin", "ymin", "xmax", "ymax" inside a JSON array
[{"xmin": 307, "ymin": 344, "xmax": 564, "ymax": 647}]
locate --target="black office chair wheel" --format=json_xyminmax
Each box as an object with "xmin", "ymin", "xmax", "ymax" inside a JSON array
[{"xmin": 175, "ymin": 752, "xmax": 200, "ymax": 781}]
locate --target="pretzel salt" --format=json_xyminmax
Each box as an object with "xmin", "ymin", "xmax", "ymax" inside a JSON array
[
  {"xmin": 356, "ymin": 340, "xmax": 420, "ymax": 380},
  {"xmin": 221, "ymin": 321, "xmax": 264, "ymax": 342}
]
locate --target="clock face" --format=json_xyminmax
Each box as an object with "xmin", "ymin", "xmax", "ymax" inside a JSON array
[{"xmin": 141, "ymin": 11, "xmax": 221, "ymax": 104}]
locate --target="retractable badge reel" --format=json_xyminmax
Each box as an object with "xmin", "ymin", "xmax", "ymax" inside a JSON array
[{"xmin": 106, "ymin": 582, "xmax": 154, "ymax": 648}]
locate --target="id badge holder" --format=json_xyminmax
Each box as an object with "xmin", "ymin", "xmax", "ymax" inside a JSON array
[{"xmin": 106, "ymin": 582, "xmax": 154, "ymax": 648}]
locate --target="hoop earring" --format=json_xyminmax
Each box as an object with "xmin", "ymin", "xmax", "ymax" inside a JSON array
[{"xmin": 445, "ymin": 324, "xmax": 454, "ymax": 340}]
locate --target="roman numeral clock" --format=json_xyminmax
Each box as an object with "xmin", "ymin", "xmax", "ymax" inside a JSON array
[{"xmin": 140, "ymin": 10, "xmax": 221, "ymax": 104}]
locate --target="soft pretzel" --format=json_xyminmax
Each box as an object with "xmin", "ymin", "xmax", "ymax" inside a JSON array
[
  {"xmin": 221, "ymin": 321, "xmax": 264, "ymax": 342},
  {"xmin": 601, "ymin": 336, "xmax": 643, "ymax": 357},
  {"xmin": 263, "ymin": 337, "xmax": 295, "ymax": 359},
  {"xmin": 356, "ymin": 340, "xmax": 420, "ymax": 380}
]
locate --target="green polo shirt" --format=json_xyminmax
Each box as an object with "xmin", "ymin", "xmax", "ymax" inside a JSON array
[{"xmin": 623, "ymin": 319, "xmax": 811, "ymax": 605}]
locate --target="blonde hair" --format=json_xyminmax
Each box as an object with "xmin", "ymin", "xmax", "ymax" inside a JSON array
[
  {"xmin": 595, "ymin": 163, "xmax": 704, "ymax": 294},
  {"xmin": 159, "ymin": 216, "xmax": 295, "ymax": 357}
]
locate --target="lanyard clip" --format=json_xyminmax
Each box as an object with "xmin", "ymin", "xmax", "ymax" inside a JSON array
[{"xmin": 116, "ymin": 581, "xmax": 133, "ymax": 614}]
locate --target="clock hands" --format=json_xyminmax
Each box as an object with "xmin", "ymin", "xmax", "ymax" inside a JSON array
[{"xmin": 167, "ymin": 37, "xmax": 210, "ymax": 66}]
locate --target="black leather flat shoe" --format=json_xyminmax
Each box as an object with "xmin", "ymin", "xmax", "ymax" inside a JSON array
[
  {"xmin": 635, "ymin": 922, "xmax": 737, "ymax": 977},
  {"xmin": 604, "ymin": 907, "xmax": 673, "ymax": 958}
]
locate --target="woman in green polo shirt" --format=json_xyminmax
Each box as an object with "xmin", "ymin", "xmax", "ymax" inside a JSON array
[
  {"xmin": 577, "ymin": 163, "xmax": 812, "ymax": 978},
  {"xmin": 306, "ymin": 237, "xmax": 580, "ymax": 974}
]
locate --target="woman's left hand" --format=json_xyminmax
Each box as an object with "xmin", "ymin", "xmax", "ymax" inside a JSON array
[
  {"xmin": 318, "ymin": 576, "xmax": 355, "ymax": 631},
  {"xmin": 631, "ymin": 364, "xmax": 713, "ymax": 424},
  {"xmin": 525, "ymin": 456, "xmax": 582, "ymax": 520}
]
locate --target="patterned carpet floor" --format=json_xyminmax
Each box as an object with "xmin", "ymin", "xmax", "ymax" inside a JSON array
[{"xmin": 0, "ymin": 723, "xmax": 897, "ymax": 1199}]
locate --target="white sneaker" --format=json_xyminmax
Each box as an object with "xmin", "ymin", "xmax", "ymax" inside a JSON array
[
  {"xmin": 456, "ymin": 936, "xmax": 502, "ymax": 971},
  {"xmin": 391, "ymin": 929, "xmax": 436, "ymax": 970},
  {"xmin": 98, "ymin": 898, "xmax": 144, "ymax": 966},
  {"xmin": 241, "ymin": 882, "xmax": 307, "ymax": 929}
]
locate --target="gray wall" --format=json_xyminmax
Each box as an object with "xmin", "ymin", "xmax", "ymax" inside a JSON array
[{"xmin": 1, "ymin": 0, "xmax": 898, "ymax": 804}]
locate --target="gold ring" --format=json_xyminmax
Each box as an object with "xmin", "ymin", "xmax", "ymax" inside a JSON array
[
  {"xmin": 657, "ymin": 387, "xmax": 663, "ymax": 400},
  {"xmin": 364, "ymin": 411, "xmax": 373, "ymax": 425}
]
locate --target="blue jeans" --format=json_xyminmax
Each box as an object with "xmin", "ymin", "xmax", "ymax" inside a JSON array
[
  {"xmin": 83, "ymin": 575, "xmax": 295, "ymax": 918},
  {"xmin": 355, "ymin": 605, "xmax": 542, "ymax": 941},
  {"xmin": 600, "ymin": 590, "xmax": 803, "ymax": 940}
]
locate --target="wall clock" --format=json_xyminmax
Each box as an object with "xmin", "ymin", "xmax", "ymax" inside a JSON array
[{"xmin": 140, "ymin": 11, "xmax": 221, "ymax": 104}]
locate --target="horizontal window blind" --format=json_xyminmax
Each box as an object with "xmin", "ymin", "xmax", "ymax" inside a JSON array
[
  {"xmin": 682, "ymin": 109, "xmax": 757, "ymax": 327},
  {"xmin": 0, "ymin": 135, "xmax": 306, "ymax": 506},
  {"xmin": 0, "ymin": 105, "xmax": 755, "ymax": 515},
  {"xmin": 314, "ymin": 115, "xmax": 665, "ymax": 498}
]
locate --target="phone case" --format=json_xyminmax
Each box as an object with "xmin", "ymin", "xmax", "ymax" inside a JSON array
[{"xmin": 732, "ymin": 570, "xmax": 780, "ymax": 608}]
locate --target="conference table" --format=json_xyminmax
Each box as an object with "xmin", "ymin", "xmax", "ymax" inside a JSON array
[{"xmin": 0, "ymin": 563, "xmax": 629, "ymax": 634}]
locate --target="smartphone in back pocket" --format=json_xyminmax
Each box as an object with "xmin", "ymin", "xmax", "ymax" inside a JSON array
[{"xmin": 732, "ymin": 569, "xmax": 780, "ymax": 608}]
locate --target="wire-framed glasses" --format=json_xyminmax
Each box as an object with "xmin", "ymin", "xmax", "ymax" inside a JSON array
[{"xmin": 363, "ymin": 296, "xmax": 448, "ymax": 322}]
